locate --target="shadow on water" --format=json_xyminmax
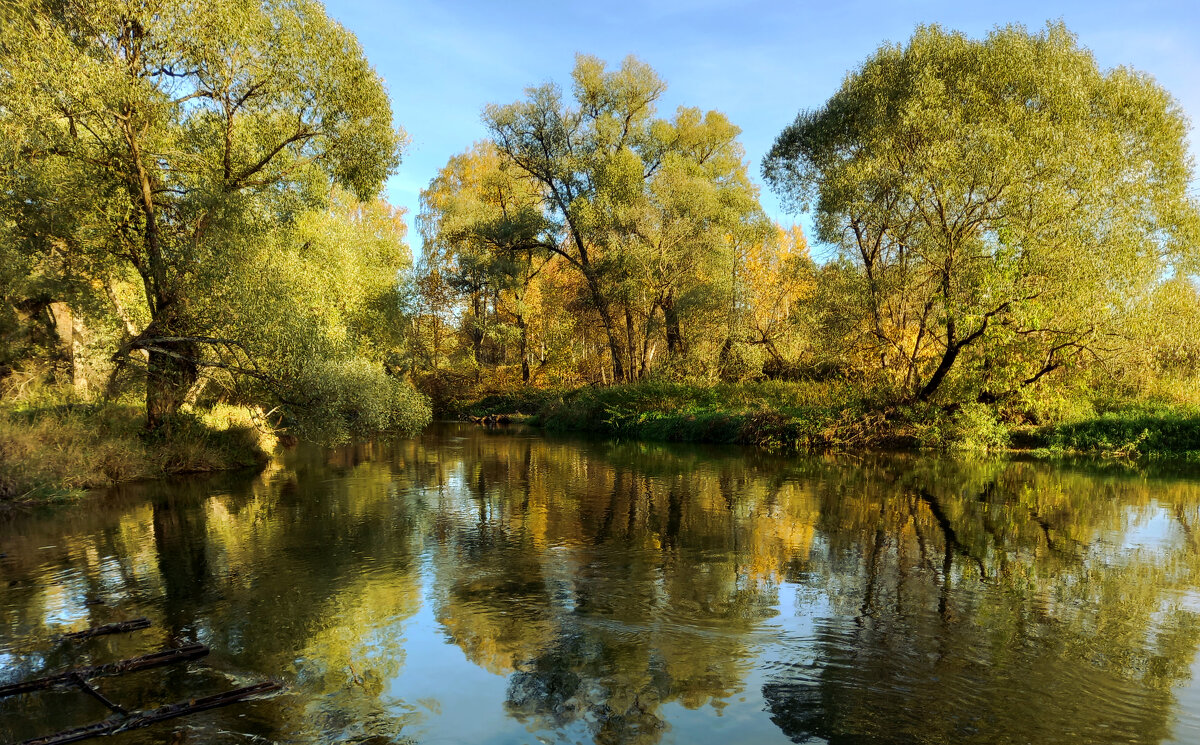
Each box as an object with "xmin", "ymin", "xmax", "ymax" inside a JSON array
[{"xmin": 2, "ymin": 423, "xmax": 1200, "ymax": 744}]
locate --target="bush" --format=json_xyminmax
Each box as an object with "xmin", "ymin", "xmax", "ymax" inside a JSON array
[
  {"xmin": 289, "ymin": 357, "xmax": 432, "ymax": 443},
  {"xmin": 909, "ymin": 402, "xmax": 1010, "ymax": 452}
]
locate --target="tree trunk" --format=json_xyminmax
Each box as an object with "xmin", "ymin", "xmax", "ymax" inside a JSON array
[
  {"xmin": 761, "ymin": 332, "xmax": 788, "ymax": 378},
  {"xmin": 916, "ymin": 328, "xmax": 959, "ymax": 402},
  {"xmin": 146, "ymin": 339, "xmax": 199, "ymax": 430},
  {"xmin": 583, "ymin": 271, "xmax": 625, "ymax": 383},
  {"xmin": 604, "ymin": 314, "xmax": 627, "ymax": 383},
  {"xmin": 625, "ymin": 303, "xmax": 637, "ymax": 381},
  {"xmin": 183, "ymin": 370, "xmax": 212, "ymax": 407},
  {"xmin": 718, "ymin": 337, "xmax": 735, "ymax": 381},
  {"xmin": 639, "ymin": 342, "xmax": 656, "ymax": 379},
  {"xmin": 470, "ymin": 293, "xmax": 483, "ymax": 366},
  {"xmin": 916, "ymin": 309, "xmax": 994, "ymax": 403},
  {"xmin": 663, "ymin": 288, "xmax": 685, "ymax": 358},
  {"xmin": 517, "ymin": 313, "xmax": 530, "ymax": 383},
  {"xmin": 47, "ymin": 301, "xmax": 80, "ymax": 389}
]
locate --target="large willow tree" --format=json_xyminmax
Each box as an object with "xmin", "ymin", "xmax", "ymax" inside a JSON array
[
  {"xmin": 0, "ymin": 0, "xmax": 405, "ymax": 428},
  {"xmin": 764, "ymin": 23, "xmax": 1200, "ymax": 404}
]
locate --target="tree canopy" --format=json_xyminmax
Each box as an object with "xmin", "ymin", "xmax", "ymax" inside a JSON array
[
  {"xmin": 410, "ymin": 55, "xmax": 792, "ymax": 387},
  {"xmin": 0, "ymin": 0, "xmax": 428, "ymax": 438},
  {"xmin": 3, "ymin": 12, "xmax": 1198, "ymax": 447},
  {"xmin": 763, "ymin": 22, "xmax": 1200, "ymax": 404}
]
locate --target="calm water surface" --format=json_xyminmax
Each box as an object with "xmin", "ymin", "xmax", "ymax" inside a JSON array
[{"xmin": 4, "ymin": 424, "xmax": 1200, "ymax": 744}]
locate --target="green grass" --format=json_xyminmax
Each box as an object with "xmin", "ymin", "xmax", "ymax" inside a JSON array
[
  {"xmin": 458, "ymin": 379, "xmax": 1200, "ymax": 461},
  {"xmin": 457, "ymin": 386, "xmax": 569, "ymax": 420},
  {"xmin": 466, "ymin": 379, "xmax": 894, "ymax": 451},
  {"xmin": 1037, "ymin": 402, "xmax": 1200, "ymax": 460},
  {"xmin": 0, "ymin": 393, "xmax": 277, "ymax": 503}
]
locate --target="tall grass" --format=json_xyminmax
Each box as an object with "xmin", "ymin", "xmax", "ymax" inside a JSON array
[{"xmin": 0, "ymin": 385, "xmax": 276, "ymax": 502}]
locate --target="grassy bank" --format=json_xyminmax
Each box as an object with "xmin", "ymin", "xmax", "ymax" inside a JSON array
[
  {"xmin": 452, "ymin": 380, "xmax": 1200, "ymax": 461},
  {"xmin": 536, "ymin": 381, "xmax": 890, "ymax": 451},
  {"xmin": 452, "ymin": 381, "xmax": 896, "ymax": 450},
  {"xmin": 1037, "ymin": 402, "xmax": 1200, "ymax": 460},
  {"xmin": 0, "ymin": 393, "xmax": 277, "ymax": 503}
]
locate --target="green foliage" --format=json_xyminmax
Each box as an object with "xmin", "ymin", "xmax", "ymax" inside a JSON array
[
  {"xmin": 207, "ymin": 188, "xmax": 431, "ymax": 441},
  {"xmin": 1044, "ymin": 403, "xmax": 1200, "ymax": 460},
  {"xmin": 475, "ymin": 55, "xmax": 769, "ymax": 383},
  {"xmin": 764, "ymin": 22, "xmax": 1200, "ymax": 405},
  {"xmin": 0, "ymin": 0, "xmax": 416, "ymax": 433},
  {"xmin": 453, "ymin": 377, "xmax": 1200, "ymax": 462},
  {"xmin": 496, "ymin": 380, "xmax": 885, "ymax": 451},
  {"xmin": 907, "ymin": 401, "xmax": 1011, "ymax": 452},
  {"xmin": 290, "ymin": 357, "xmax": 431, "ymax": 444}
]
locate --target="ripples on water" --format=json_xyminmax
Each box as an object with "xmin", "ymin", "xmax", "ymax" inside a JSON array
[{"xmin": 3, "ymin": 424, "xmax": 1200, "ymax": 744}]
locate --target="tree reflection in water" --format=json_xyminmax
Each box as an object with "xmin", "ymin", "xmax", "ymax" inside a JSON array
[{"xmin": 2, "ymin": 425, "xmax": 1200, "ymax": 744}]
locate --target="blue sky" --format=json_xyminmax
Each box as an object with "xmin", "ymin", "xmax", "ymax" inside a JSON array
[{"xmin": 323, "ymin": 0, "xmax": 1200, "ymax": 258}]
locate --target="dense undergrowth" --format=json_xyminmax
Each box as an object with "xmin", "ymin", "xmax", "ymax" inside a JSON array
[
  {"xmin": 535, "ymin": 381, "xmax": 889, "ymax": 451},
  {"xmin": 0, "ymin": 386, "xmax": 276, "ymax": 503},
  {"xmin": 1041, "ymin": 402, "xmax": 1200, "ymax": 460},
  {"xmin": 446, "ymin": 379, "xmax": 1200, "ymax": 462}
]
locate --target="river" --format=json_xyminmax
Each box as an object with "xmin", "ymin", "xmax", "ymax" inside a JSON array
[{"xmin": 4, "ymin": 423, "xmax": 1200, "ymax": 744}]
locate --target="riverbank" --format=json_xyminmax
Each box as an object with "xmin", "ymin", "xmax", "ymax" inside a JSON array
[
  {"xmin": 450, "ymin": 381, "xmax": 1200, "ymax": 461},
  {"xmin": 0, "ymin": 396, "xmax": 277, "ymax": 504},
  {"xmin": 8, "ymin": 380, "xmax": 1197, "ymax": 504}
]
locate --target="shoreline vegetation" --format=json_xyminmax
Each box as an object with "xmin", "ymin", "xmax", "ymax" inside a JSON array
[
  {"xmin": 444, "ymin": 380, "xmax": 1200, "ymax": 462},
  {"xmin": 0, "ymin": 385, "xmax": 276, "ymax": 504},
  {"xmin": 4, "ymin": 378, "xmax": 1198, "ymax": 506}
]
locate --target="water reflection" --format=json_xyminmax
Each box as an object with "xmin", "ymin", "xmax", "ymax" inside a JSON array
[{"xmin": 2, "ymin": 425, "xmax": 1200, "ymax": 744}]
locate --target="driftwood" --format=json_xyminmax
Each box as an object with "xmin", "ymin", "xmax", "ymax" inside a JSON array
[
  {"xmin": 0, "ymin": 644, "xmax": 209, "ymax": 698},
  {"xmin": 70, "ymin": 673, "xmax": 128, "ymax": 715},
  {"xmin": 15, "ymin": 681, "xmax": 282, "ymax": 745},
  {"xmin": 59, "ymin": 617, "xmax": 151, "ymax": 641},
  {"xmin": 6, "ymin": 616, "xmax": 279, "ymax": 745}
]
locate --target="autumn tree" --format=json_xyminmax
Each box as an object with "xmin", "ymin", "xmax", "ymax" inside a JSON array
[
  {"xmin": 483, "ymin": 54, "xmax": 766, "ymax": 383},
  {"xmin": 417, "ymin": 143, "xmax": 552, "ymax": 382},
  {"xmin": 763, "ymin": 23, "xmax": 1200, "ymax": 404},
  {"xmin": 0, "ymin": 0, "xmax": 408, "ymax": 428},
  {"xmin": 729, "ymin": 225, "xmax": 816, "ymax": 378}
]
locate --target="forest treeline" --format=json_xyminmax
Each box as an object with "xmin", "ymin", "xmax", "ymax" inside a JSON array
[
  {"xmin": 406, "ymin": 24, "xmax": 1200, "ymax": 455},
  {"xmin": 1, "ymin": 1, "xmax": 1199, "ymax": 499}
]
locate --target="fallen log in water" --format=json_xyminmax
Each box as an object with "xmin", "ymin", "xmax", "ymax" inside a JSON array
[
  {"xmin": 0, "ymin": 644, "xmax": 209, "ymax": 698},
  {"xmin": 59, "ymin": 618, "xmax": 151, "ymax": 641},
  {"xmin": 14, "ymin": 681, "xmax": 282, "ymax": 745}
]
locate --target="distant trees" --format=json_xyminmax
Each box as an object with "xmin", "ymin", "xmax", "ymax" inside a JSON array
[
  {"xmin": 412, "ymin": 55, "xmax": 799, "ymax": 386},
  {"xmin": 763, "ymin": 23, "xmax": 1200, "ymax": 404},
  {"xmin": 0, "ymin": 0, "xmax": 429, "ymax": 438},
  {"xmin": 6, "ymin": 7, "xmax": 1194, "ymax": 435},
  {"xmin": 415, "ymin": 142, "xmax": 550, "ymax": 381},
  {"xmin": 413, "ymin": 33, "xmax": 1200, "ymax": 402}
]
